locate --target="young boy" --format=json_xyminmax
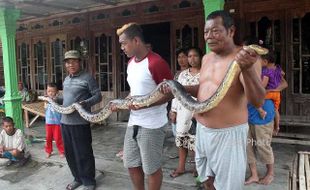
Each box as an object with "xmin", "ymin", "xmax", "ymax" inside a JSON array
[
  {"xmin": 257, "ymin": 51, "xmax": 287, "ymax": 134},
  {"xmin": 44, "ymin": 83, "xmax": 64, "ymax": 158},
  {"xmin": 0, "ymin": 116, "xmax": 29, "ymax": 166}
]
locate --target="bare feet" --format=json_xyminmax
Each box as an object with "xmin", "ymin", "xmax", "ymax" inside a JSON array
[
  {"xmin": 258, "ymin": 174, "xmax": 274, "ymax": 185},
  {"xmin": 46, "ymin": 153, "xmax": 51, "ymax": 158},
  {"xmin": 204, "ymin": 177, "xmax": 215, "ymax": 190},
  {"xmin": 116, "ymin": 150, "xmax": 123, "ymax": 160},
  {"xmin": 244, "ymin": 175, "xmax": 259, "ymax": 185}
]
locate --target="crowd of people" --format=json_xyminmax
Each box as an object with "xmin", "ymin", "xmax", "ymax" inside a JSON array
[{"xmin": 0, "ymin": 10, "xmax": 289, "ymax": 190}]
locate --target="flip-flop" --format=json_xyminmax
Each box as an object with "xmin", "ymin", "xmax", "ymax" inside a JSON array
[
  {"xmin": 83, "ymin": 185, "xmax": 96, "ymax": 190},
  {"xmin": 187, "ymin": 159, "xmax": 195, "ymax": 163},
  {"xmin": 170, "ymin": 169, "xmax": 185, "ymax": 178},
  {"xmin": 66, "ymin": 181, "xmax": 82, "ymax": 190},
  {"xmin": 168, "ymin": 155, "xmax": 179, "ymax": 159}
]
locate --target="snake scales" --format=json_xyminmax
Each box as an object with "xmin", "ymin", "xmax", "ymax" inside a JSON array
[{"xmin": 38, "ymin": 45, "xmax": 268, "ymax": 123}]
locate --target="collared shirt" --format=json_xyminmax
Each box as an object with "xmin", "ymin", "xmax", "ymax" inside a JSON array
[
  {"xmin": 0, "ymin": 129, "xmax": 26, "ymax": 152},
  {"xmin": 60, "ymin": 70, "xmax": 102, "ymax": 125}
]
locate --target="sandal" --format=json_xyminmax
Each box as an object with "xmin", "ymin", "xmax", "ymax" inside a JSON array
[
  {"xmin": 187, "ymin": 159, "xmax": 195, "ymax": 163},
  {"xmin": 83, "ymin": 185, "xmax": 96, "ymax": 190},
  {"xmin": 168, "ymin": 154, "xmax": 179, "ymax": 159},
  {"xmin": 66, "ymin": 181, "xmax": 82, "ymax": 190},
  {"xmin": 116, "ymin": 150, "xmax": 123, "ymax": 157},
  {"xmin": 170, "ymin": 169, "xmax": 185, "ymax": 178}
]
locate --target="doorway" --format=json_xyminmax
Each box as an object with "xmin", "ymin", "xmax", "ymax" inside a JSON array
[{"xmin": 141, "ymin": 22, "xmax": 171, "ymax": 65}]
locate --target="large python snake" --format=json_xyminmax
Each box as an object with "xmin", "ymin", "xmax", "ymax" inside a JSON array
[{"xmin": 38, "ymin": 45, "xmax": 268, "ymax": 123}]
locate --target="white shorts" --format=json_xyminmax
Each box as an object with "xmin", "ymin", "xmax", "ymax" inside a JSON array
[{"xmin": 195, "ymin": 122, "xmax": 248, "ymax": 190}]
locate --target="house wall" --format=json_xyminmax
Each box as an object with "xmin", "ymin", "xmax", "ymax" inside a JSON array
[
  {"xmin": 225, "ymin": 0, "xmax": 310, "ymax": 123},
  {"xmin": 13, "ymin": 0, "xmax": 205, "ymax": 121}
]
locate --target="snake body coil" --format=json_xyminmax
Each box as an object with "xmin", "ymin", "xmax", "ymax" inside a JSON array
[{"xmin": 39, "ymin": 45, "xmax": 268, "ymax": 123}]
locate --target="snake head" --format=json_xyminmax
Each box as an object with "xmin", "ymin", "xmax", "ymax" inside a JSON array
[{"xmin": 246, "ymin": 44, "xmax": 269, "ymax": 55}]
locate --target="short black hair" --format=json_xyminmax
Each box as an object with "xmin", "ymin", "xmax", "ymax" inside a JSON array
[
  {"xmin": 47, "ymin": 82, "xmax": 58, "ymax": 89},
  {"xmin": 187, "ymin": 47, "xmax": 203, "ymax": 58},
  {"xmin": 207, "ymin": 10, "xmax": 235, "ymax": 30},
  {"xmin": 2, "ymin": 116, "xmax": 14, "ymax": 125},
  {"xmin": 262, "ymin": 50, "xmax": 276, "ymax": 63},
  {"xmin": 123, "ymin": 24, "xmax": 145, "ymax": 43},
  {"xmin": 176, "ymin": 48, "xmax": 188, "ymax": 57}
]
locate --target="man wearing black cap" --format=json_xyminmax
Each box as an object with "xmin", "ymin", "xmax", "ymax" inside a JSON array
[{"xmin": 60, "ymin": 50, "xmax": 102, "ymax": 190}]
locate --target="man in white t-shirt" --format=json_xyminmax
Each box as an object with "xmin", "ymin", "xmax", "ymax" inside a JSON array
[
  {"xmin": 0, "ymin": 116, "xmax": 29, "ymax": 166},
  {"xmin": 114, "ymin": 23, "xmax": 173, "ymax": 190}
]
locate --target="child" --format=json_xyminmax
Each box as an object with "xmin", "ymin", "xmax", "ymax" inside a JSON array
[
  {"xmin": 44, "ymin": 83, "xmax": 64, "ymax": 158},
  {"xmin": 0, "ymin": 116, "xmax": 30, "ymax": 165},
  {"xmin": 257, "ymin": 51, "xmax": 286, "ymax": 135}
]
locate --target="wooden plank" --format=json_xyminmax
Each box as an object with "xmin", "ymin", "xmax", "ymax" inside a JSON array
[
  {"xmin": 22, "ymin": 101, "xmax": 45, "ymax": 128},
  {"xmin": 280, "ymin": 122, "xmax": 310, "ymax": 127},
  {"xmin": 24, "ymin": 109, "xmax": 29, "ymax": 128},
  {"xmin": 292, "ymin": 154, "xmax": 298, "ymax": 190},
  {"xmin": 278, "ymin": 133, "xmax": 310, "ymax": 140},
  {"xmin": 298, "ymin": 151, "xmax": 310, "ymax": 155},
  {"xmin": 280, "ymin": 115, "xmax": 310, "ymax": 127},
  {"xmin": 272, "ymin": 138, "xmax": 310, "ymax": 146},
  {"xmin": 21, "ymin": 102, "xmax": 45, "ymax": 117},
  {"xmin": 305, "ymin": 154, "xmax": 310, "ymax": 190},
  {"xmin": 289, "ymin": 171, "xmax": 292, "ymax": 190},
  {"xmin": 29, "ymin": 115, "xmax": 40, "ymax": 127},
  {"xmin": 299, "ymin": 153, "xmax": 306, "ymax": 190}
]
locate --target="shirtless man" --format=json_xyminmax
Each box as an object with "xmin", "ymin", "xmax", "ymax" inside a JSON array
[
  {"xmin": 197, "ymin": 10, "xmax": 266, "ymax": 190},
  {"xmin": 162, "ymin": 10, "xmax": 265, "ymax": 190}
]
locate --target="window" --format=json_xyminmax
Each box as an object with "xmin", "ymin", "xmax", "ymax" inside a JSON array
[
  {"xmin": 34, "ymin": 41, "xmax": 47, "ymax": 91},
  {"xmin": 94, "ymin": 34, "xmax": 113, "ymax": 91},
  {"xmin": 175, "ymin": 24, "xmax": 199, "ymax": 70},
  {"xmin": 250, "ymin": 17, "xmax": 283, "ymax": 69},
  {"xmin": 120, "ymin": 52, "xmax": 129, "ymax": 92},
  {"xmin": 292, "ymin": 13, "xmax": 310, "ymax": 94},
  {"xmin": 51, "ymin": 39, "xmax": 65, "ymax": 90},
  {"xmin": 17, "ymin": 42, "xmax": 30, "ymax": 89},
  {"xmin": 176, "ymin": 25, "xmax": 199, "ymax": 51}
]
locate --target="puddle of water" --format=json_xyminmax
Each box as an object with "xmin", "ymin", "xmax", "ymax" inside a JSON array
[
  {"xmin": 0, "ymin": 160, "xmax": 41, "ymax": 183},
  {"xmin": 0, "ymin": 160, "xmax": 61, "ymax": 183}
]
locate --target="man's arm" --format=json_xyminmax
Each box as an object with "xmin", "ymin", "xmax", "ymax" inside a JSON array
[
  {"xmin": 237, "ymin": 50, "xmax": 265, "ymax": 108},
  {"xmin": 184, "ymin": 85, "xmax": 199, "ymax": 98},
  {"xmin": 82, "ymin": 76, "xmax": 102, "ymax": 106}
]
